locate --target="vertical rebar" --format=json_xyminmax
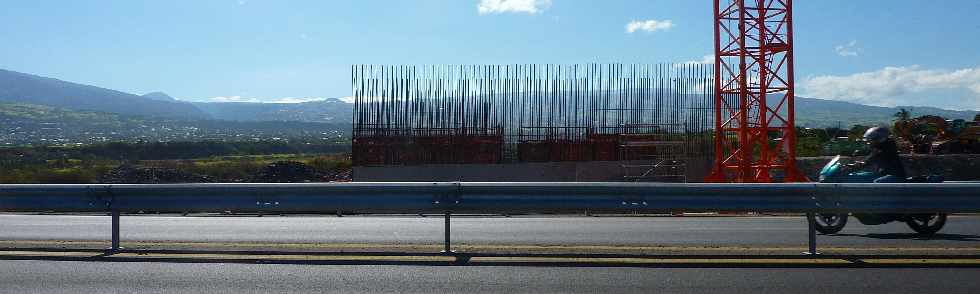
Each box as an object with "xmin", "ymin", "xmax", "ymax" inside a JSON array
[{"xmin": 351, "ymin": 64, "xmax": 715, "ymax": 174}]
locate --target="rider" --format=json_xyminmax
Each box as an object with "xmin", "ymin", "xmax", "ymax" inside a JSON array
[{"xmin": 854, "ymin": 127, "xmax": 906, "ymax": 183}]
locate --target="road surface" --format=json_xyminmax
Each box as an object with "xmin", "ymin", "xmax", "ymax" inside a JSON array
[
  {"xmin": 3, "ymin": 214, "xmax": 979, "ymax": 293},
  {"xmin": 1, "ymin": 260, "xmax": 979, "ymax": 294}
]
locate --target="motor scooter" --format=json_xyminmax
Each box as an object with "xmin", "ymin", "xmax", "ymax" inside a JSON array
[{"xmin": 811, "ymin": 155, "xmax": 947, "ymax": 235}]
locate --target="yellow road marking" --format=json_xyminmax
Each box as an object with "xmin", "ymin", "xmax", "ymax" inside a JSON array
[
  {"xmin": 0, "ymin": 250, "xmax": 455, "ymax": 262},
  {"xmin": 2, "ymin": 240, "xmax": 978, "ymax": 253},
  {"xmin": 0, "ymin": 250, "xmax": 100, "ymax": 258},
  {"xmin": 112, "ymin": 253, "xmax": 456, "ymax": 262},
  {"xmin": 861, "ymin": 259, "xmax": 980, "ymax": 265},
  {"xmin": 1, "ymin": 250, "xmax": 979, "ymax": 265},
  {"xmin": 468, "ymin": 257, "xmax": 852, "ymax": 264}
]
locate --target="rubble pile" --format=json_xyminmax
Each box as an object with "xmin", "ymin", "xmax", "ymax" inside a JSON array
[
  {"xmin": 252, "ymin": 161, "xmax": 323, "ymax": 183},
  {"xmin": 98, "ymin": 161, "xmax": 353, "ymax": 184},
  {"xmin": 99, "ymin": 165, "xmax": 213, "ymax": 184},
  {"xmin": 321, "ymin": 168, "xmax": 352, "ymax": 182}
]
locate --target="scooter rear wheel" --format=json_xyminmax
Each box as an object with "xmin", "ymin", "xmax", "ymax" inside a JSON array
[
  {"xmin": 906, "ymin": 213, "xmax": 947, "ymax": 235},
  {"xmin": 812, "ymin": 213, "xmax": 848, "ymax": 234}
]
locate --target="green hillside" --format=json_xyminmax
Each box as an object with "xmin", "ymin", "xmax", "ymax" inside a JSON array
[
  {"xmin": 0, "ymin": 102, "xmax": 348, "ymax": 146},
  {"xmin": 795, "ymin": 97, "xmax": 977, "ymax": 128}
]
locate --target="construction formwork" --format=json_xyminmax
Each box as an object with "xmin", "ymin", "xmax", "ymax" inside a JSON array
[{"xmin": 351, "ymin": 64, "xmax": 715, "ymax": 181}]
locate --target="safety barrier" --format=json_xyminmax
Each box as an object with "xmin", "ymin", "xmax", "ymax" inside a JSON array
[{"xmin": 2, "ymin": 182, "xmax": 979, "ymax": 255}]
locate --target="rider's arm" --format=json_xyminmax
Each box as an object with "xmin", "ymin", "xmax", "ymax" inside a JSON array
[{"xmin": 862, "ymin": 149, "xmax": 881, "ymax": 166}]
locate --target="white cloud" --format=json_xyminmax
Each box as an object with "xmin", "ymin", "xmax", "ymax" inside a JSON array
[
  {"xmin": 209, "ymin": 96, "xmax": 330, "ymax": 103},
  {"xmin": 271, "ymin": 97, "xmax": 328, "ymax": 103},
  {"xmin": 626, "ymin": 19, "xmax": 674, "ymax": 34},
  {"xmin": 801, "ymin": 65, "xmax": 980, "ymax": 108},
  {"xmin": 237, "ymin": 0, "xmax": 247, "ymax": 5},
  {"xmin": 835, "ymin": 40, "xmax": 861, "ymax": 57},
  {"xmin": 684, "ymin": 54, "xmax": 714, "ymax": 65},
  {"xmin": 478, "ymin": 0, "xmax": 551, "ymax": 15},
  {"xmin": 210, "ymin": 96, "xmax": 260, "ymax": 103}
]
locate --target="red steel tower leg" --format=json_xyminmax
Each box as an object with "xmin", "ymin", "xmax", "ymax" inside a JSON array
[{"xmin": 707, "ymin": 0, "xmax": 807, "ymax": 183}]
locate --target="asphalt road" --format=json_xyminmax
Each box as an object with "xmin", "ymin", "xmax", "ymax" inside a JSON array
[
  {"xmin": 1, "ymin": 260, "xmax": 978, "ymax": 294},
  {"xmin": 1, "ymin": 214, "xmax": 979, "ymax": 248},
  {"xmin": 3, "ymin": 214, "xmax": 980, "ymax": 293}
]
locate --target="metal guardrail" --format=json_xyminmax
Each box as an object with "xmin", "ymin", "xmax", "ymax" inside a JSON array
[
  {"xmin": 1, "ymin": 182, "xmax": 979, "ymax": 255},
  {"xmin": 3, "ymin": 182, "xmax": 979, "ymax": 213}
]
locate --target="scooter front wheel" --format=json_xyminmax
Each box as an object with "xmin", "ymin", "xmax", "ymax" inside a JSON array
[
  {"xmin": 811, "ymin": 213, "xmax": 848, "ymax": 234},
  {"xmin": 906, "ymin": 213, "xmax": 947, "ymax": 235}
]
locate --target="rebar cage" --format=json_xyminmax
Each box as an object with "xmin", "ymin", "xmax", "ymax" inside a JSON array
[{"xmin": 352, "ymin": 64, "xmax": 715, "ymax": 179}]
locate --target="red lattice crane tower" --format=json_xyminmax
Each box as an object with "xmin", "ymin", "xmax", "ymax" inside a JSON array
[{"xmin": 707, "ymin": 0, "xmax": 807, "ymax": 183}]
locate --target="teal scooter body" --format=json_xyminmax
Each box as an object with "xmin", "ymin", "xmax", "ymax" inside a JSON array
[{"xmin": 812, "ymin": 155, "xmax": 947, "ymax": 234}]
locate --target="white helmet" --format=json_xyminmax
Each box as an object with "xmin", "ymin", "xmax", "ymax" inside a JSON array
[{"xmin": 862, "ymin": 127, "xmax": 890, "ymax": 144}]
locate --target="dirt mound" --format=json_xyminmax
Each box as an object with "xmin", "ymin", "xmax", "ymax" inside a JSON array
[
  {"xmin": 252, "ymin": 161, "xmax": 324, "ymax": 183},
  {"xmin": 322, "ymin": 168, "xmax": 352, "ymax": 182},
  {"xmin": 252, "ymin": 161, "xmax": 353, "ymax": 183},
  {"xmin": 99, "ymin": 165, "xmax": 213, "ymax": 184}
]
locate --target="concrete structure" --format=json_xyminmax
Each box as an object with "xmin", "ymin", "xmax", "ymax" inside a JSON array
[{"xmin": 353, "ymin": 159, "xmax": 713, "ymax": 182}]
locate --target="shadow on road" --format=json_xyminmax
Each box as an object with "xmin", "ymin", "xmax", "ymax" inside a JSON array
[
  {"xmin": 1, "ymin": 247, "xmax": 979, "ymax": 269},
  {"xmin": 827, "ymin": 233, "xmax": 980, "ymax": 242}
]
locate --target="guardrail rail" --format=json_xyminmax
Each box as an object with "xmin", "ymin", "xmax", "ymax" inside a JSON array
[{"xmin": 2, "ymin": 182, "xmax": 979, "ymax": 255}]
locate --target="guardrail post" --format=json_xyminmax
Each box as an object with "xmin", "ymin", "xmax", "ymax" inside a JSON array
[
  {"xmin": 438, "ymin": 182, "xmax": 461, "ymax": 255},
  {"xmin": 805, "ymin": 212, "xmax": 818, "ymax": 255},
  {"xmin": 441, "ymin": 211, "xmax": 453, "ymax": 255},
  {"xmin": 110, "ymin": 210, "xmax": 121, "ymax": 253}
]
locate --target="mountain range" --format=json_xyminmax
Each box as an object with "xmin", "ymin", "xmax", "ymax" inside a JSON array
[
  {"xmin": 0, "ymin": 68, "xmax": 975, "ymax": 131},
  {"xmin": 0, "ymin": 69, "xmax": 209, "ymax": 119},
  {"xmin": 0, "ymin": 69, "xmax": 353, "ymax": 124},
  {"xmin": 0, "ymin": 102, "xmax": 348, "ymax": 146},
  {"xmin": 192, "ymin": 99, "xmax": 352, "ymax": 123},
  {"xmin": 794, "ymin": 97, "xmax": 977, "ymax": 128}
]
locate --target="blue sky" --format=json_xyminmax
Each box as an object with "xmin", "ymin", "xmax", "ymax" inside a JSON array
[{"xmin": 1, "ymin": 0, "xmax": 978, "ymax": 110}]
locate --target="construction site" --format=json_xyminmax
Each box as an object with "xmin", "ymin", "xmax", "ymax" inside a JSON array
[
  {"xmin": 350, "ymin": 0, "xmax": 810, "ymax": 183},
  {"xmin": 351, "ymin": 64, "xmax": 715, "ymax": 182},
  {"xmin": 893, "ymin": 112, "xmax": 980, "ymax": 155},
  {"xmin": 351, "ymin": 0, "xmax": 809, "ymax": 183}
]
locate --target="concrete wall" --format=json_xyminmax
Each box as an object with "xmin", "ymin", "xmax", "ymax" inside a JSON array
[
  {"xmin": 355, "ymin": 159, "xmax": 714, "ymax": 182},
  {"xmin": 354, "ymin": 155, "xmax": 978, "ymax": 182}
]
